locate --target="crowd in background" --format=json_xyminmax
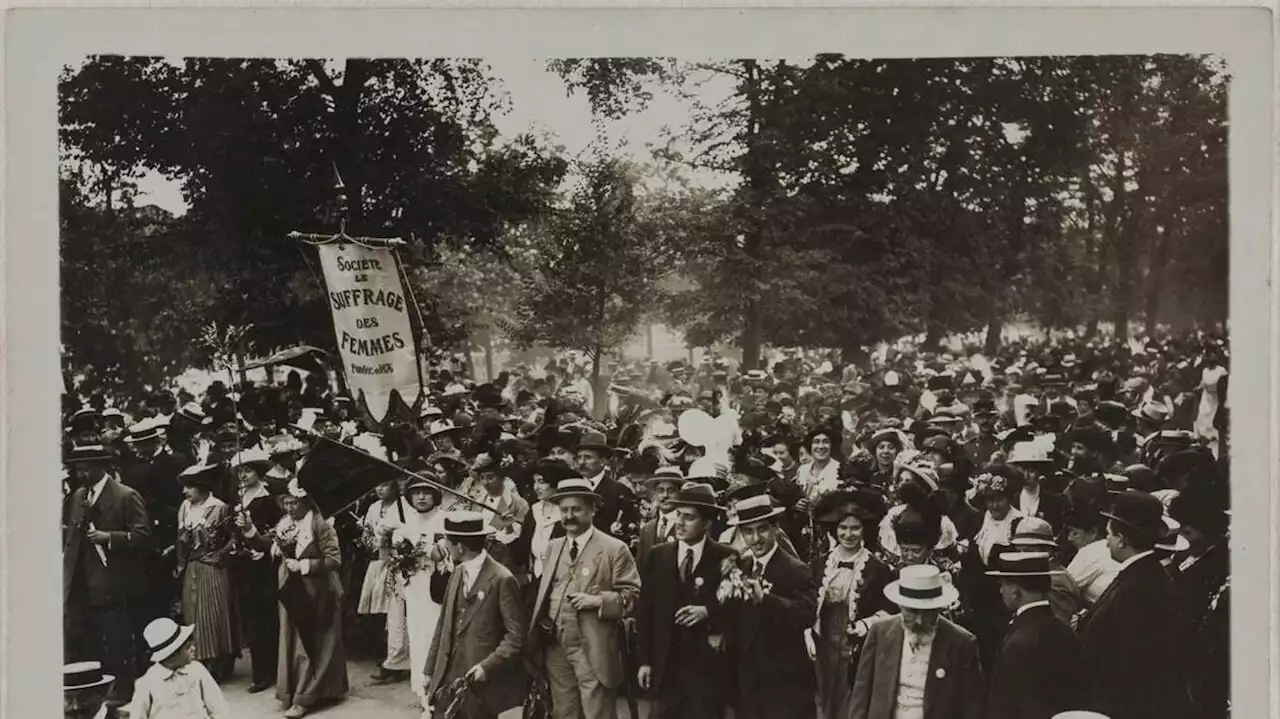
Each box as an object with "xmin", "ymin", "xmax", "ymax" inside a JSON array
[{"xmin": 62, "ymin": 328, "xmax": 1230, "ymax": 719}]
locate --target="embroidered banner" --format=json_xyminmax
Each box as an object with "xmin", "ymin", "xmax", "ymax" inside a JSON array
[{"xmin": 315, "ymin": 243, "xmax": 422, "ymax": 423}]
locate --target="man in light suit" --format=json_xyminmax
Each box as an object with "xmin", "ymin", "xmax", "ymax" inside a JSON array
[
  {"xmin": 424, "ymin": 511, "xmax": 527, "ymax": 719},
  {"xmin": 635, "ymin": 467, "xmax": 686, "ymax": 563},
  {"xmin": 63, "ymin": 444, "xmax": 151, "ymax": 708},
  {"xmin": 635, "ymin": 483, "xmax": 736, "ymax": 719},
  {"xmin": 847, "ymin": 564, "xmax": 985, "ymax": 719},
  {"xmin": 528, "ymin": 477, "xmax": 642, "ymax": 719},
  {"xmin": 722, "ymin": 493, "xmax": 817, "ymax": 719}
]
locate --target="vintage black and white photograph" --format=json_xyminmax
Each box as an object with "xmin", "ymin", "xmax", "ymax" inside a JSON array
[{"xmin": 54, "ymin": 48, "xmax": 1235, "ymax": 719}]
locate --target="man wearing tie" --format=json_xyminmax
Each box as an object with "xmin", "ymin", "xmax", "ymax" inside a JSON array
[
  {"xmin": 635, "ymin": 467, "xmax": 686, "ymax": 563},
  {"xmin": 722, "ymin": 493, "xmax": 817, "ymax": 719},
  {"xmin": 62, "ymin": 444, "xmax": 152, "ymax": 709},
  {"xmin": 635, "ymin": 483, "xmax": 735, "ymax": 719},
  {"xmin": 529, "ymin": 477, "xmax": 642, "ymax": 719},
  {"xmin": 575, "ymin": 431, "xmax": 641, "ymax": 535},
  {"xmin": 424, "ymin": 511, "xmax": 527, "ymax": 719}
]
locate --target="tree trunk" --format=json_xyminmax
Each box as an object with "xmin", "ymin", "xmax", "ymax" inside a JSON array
[
  {"xmin": 922, "ymin": 324, "xmax": 945, "ymax": 353},
  {"xmin": 984, "ymin": 311, "xmax": 1002, "ymax": 355},
  {"xmin": 736, "ymin": 60, "xmax": 774, "ymax": 372},
  {"xmin": 1144, "ymin": 205, "xmax": 1177, "ymax": 338},
  {"xmin": 482, "ymin": 328, "xmax": 495, "ymax": 383},
  {"xmin": 591, "ymin": 346, "xmax": 606, "ymax": 421}
]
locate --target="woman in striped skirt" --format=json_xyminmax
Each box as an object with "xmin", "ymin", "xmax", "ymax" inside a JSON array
[{"xmin": 176, "ymin": 462, "xmax": 241, "ymax": 681}]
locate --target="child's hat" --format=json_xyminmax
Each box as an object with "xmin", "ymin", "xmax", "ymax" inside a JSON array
[{"xmin": 143, "ymin": 617, "xmax": 195, "ymax": 663}]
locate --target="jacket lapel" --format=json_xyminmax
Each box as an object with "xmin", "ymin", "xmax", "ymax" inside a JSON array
[
  {"xmin": 877, "ymin": 620, "xmax": 904, "ymax": 711},
  {"xmin": 457, "ymin": 557, "xmax": 497, "ymax": 633},
  {"xmin": 923, "ymin": 621, "xmax": 950, "ymax": 717},
  {"xmin": 532, "ymin": 537, "xmax": 567, "ymax": 628}
]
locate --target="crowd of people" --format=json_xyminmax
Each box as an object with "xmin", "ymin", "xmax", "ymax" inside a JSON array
[{"xmin": 62, "ymin": 328, "xmax": 1231, "ymax": 719}]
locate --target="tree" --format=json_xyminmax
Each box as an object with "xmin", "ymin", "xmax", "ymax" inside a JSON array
[
  {"xmin": 59, "ymin": 56, "xmax": 567, "ymax": 396},
  {"xmin": 504, "ymin": 156, "xmax": 677, "ymax": 418}
]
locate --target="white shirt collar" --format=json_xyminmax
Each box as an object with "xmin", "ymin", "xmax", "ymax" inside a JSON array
[
  {"xmin": 587, "ymin": 471, "xmax": 606, "ymax": 490},
  {"xmin": 88, "ymin": 475, "xmax": 110, "ymax": 503},
  {"xmin": 753, "ymin": 540, "xmax": 780, "ymax": 571},
  {"xmin": 1015, "ymin": 599, "xmax": 1051, "ymax": 618},
  {"xmin": 1118, "ymin": 549, "xmax": 1155, "ymax": 572},
  {"xmin": 570, "ymin": 525, "xmax": 595, "ymax": 551},
  {"xmin": 678, "ymin": 534, "xmax": 707, "ymax": 567},
  {"xmin": 461, "ymin": 551, "xmax": 489, "ymax": 590},
  {"xmin": 239, "ymin": 483, "xmax": 270, "ymax": 504}
]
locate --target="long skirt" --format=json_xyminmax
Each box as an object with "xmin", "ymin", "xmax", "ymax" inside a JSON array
[
  {"xmin": 276, "ymin": 583, "xmax": 350, "ymax": 708},
  {"xmin": 815, "ymin": 602, "xmax": 860, "ymax": 719},
  {"xmin": 403, "ymin": 574, "xmax": 443, "ymax": 705},
  {"xmin": 358, "ymin": 558, "xmax": 393, "ymax": 615},
  {"xmin": 182, "ymin": 561, "xmax": 240, "ymax": 662}
]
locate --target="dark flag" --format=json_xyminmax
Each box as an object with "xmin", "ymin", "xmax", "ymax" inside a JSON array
[{"xmin": 297, "ymin": 437, "xmax": 403, "ymax": 517}]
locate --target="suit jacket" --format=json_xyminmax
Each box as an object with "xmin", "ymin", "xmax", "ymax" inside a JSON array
[
  {"xmin": 1080, "ymin": 553, "xmax": 1189, "ymax": 719},
  {"xmin": 636, "ymin": 515, "xmax": 679, "ymax": 565},
  {"xmin": 847, "ymin": 616, "xmax": 985, "ymax": 719},
  {"xmin": 122, "ymin": 448, "xmax": 188, "ymax": 549},
  {"xmin": 592, "ymin": 475, "xmax": 641, "ymax": 535},
  {"xmin": 63, "ymin": 476, "xmax": 151, "ymax": 606},
  {"xmin": 528, "ymin": 529, "xmax": 642, "ymax": 689},
  {"xmin": 727, "ymin": 547, "xmax": 817, "ymax": 714},
  {"xmin": 1018, "ymin": 491, "xmax": 1068, "ymax": 535},
  {"xmin": 987, "ymin": 604, "xmax": 1084, "ymax": 719},
  {"xmin": 425, "ymin": 554, "xmax": 527, "ymax": 714},
  {"xmin": 635, "ymin": 539, "xmax": 736, "ymax": 692}
]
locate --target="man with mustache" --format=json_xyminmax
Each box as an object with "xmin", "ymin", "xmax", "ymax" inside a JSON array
[{"xmin": 528, "ymin": 478, "xmax": 642, "ymax": 719}]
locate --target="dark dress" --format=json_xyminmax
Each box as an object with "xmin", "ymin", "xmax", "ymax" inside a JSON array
[
  {"xmin": 813, "ymin": 550, "xmax": 895, "ymax": 719},
  {"xmin": 236, "ymin": 490, "xmax": 284, "ymax": 687}
]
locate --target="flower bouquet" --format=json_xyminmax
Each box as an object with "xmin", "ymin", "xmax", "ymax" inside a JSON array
[
  {"xmin": 268, "ymin": 519, "xmax": 301, "ymax": 558},
  {"xmin": 383, "ymin": 535, "xmax": 444, "ymax": 594},
  {"xmin": 715, "ymin": 555, "xmax": 773, "ymax": 605}
]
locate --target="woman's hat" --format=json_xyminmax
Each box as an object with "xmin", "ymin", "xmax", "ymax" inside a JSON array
[
  {"xmin": 229, "ymin": 447, "xmax": 273, "ymax": 471},
  {"xmin": 443, "ymin": 510, "xmax": 495, "ymax": 537},
  {"xmin": 1007, "ymin": 440, "xmax": 1053, "ymax": 465},
  {"xmin": 644, "ymin": 465, "xmax": 688, "ymax": 490},
  {"xmin": 869, "ymin": 428, "xmax": 905, "ymax": 451},
  {"xmin": 404, "ymin": 473, "xmax": 444, "ymax": 495},
  {"xmin": 985, "ymin": 551, "xmax": 1065, "ymax": 577},
  {"xmin": 549, "ymin": 477, "xmax": 603, "ymax": 504},
  {"xmin": 813, "ymin": 488, "xmax": 887, "ymax": 525},
  {"xmin": 428, "ymin": 420, "xmax": 467, "ymax": 441},
  {"xmin": 531, "ymin": 459, "xmax": 581, "ymax": 487},
  {"xmin": 1052, "ymin": 712, "xmax": 1112, "ymax": 719},
  {"xmin": 1101, "ymin": 489, "xmax": 1166, "ymax": 537},
  {"xmin": 670, "ymin": 483, "xmax": 722, "ymax": 512},
  {"xmin": 897, "ymin": 462, "xmax": 940, "ymax": 493},
  {"xmin": 1155, "ymin": 515, "xmax": 1190, "ymax": 553},
  {"xmin": 883, "ymin": 564, "xmax": 959, "ymax": 610},
  {"xmin": 1010, "ymin": 517, "xmax": 1059, "ymax": 550},
  {"xmin": 726, "ymin": 493, "xmax": 785, "ymax": 527},
  {"xmin": 1132, "ymin": 401, "xmax": 1171, "ymax": 424},
  {"xmin": 179, "ymin": 462, "xmax": 221, "ymax": 490},
  {"xmin": 142, "ymin": 617, "xmax": 195, "ymax": 663},
  {"xmin": 63, "ymin": 661, "xmax": 115, "ymax": 691}
]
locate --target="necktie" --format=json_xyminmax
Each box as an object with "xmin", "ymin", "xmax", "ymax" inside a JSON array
[
  {"xmin": 659, "ymin": 517, "xmax": 669, "ymax": 538},
  {"xmin": 680, "ymin": 547, "xmax": 694, "ymax": 582},
  {"xmin": 753, "ymin": 561, "xmax": 764, "ymax": 579},
  {"xmin": 569, "ymin": 540, "xmax": 579, "ymax": 563}
]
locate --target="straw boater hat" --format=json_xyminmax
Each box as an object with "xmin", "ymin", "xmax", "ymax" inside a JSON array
[
  {"xmin": 984, "ymin": 551, "xmax": 1066, "ymax": 577},
  {"xmin": 124, "ymin": 423, "xmax": 165, "ymax": 444},
  {"xmin": 645, "ymin": 465, "xmax": 688, "ymax": 490},
  {"xmin": 883, "ymin": 564, "xmax": 960, "ymax": 610},
  {"xmin": 1155, "ymin": 515, "xmax": 1191, "ymax": 553},
  {"xmin": 1010, "ymin": 517, "xmax": 1059, "ymax": 551},
  {"xmin": 726, "ymin": 493, "xmax": 785, "ymax": 527},
  {"xmin": 63, "ymin": 661, "xmax": 114, "ymax": 691},
  {"xmin": 142, "ymin": 617, "xmax": 195, "ymax": 663},
  {"xmin": 443, "ymin": 510, "xmax": 495, "ymax": 537},
  {"xmin": 428, "ymin": 420, "xmax": 467, "ymax": 441},
  {"xmin": 549, "ymin": 477, "xmax": 603, "ymax": 504}
]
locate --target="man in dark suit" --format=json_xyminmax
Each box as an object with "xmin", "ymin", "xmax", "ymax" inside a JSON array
[
  {"xmin": 636, "ymin": 484, "xmax": 736, "ymax": 719},
  {"xmin": 847, "ymin": 564, "xmax": 985, "ymax": 719},
  {"xmin": 635, "ymin": 467, "xmax": 686, "ymax": 563},
  {"xmin": 985, "ymin": 552, "xmax": 1085, "ymax": 719},
  {"xmin": 425, "ymin": 511, "xmax": 527, "ymax": 719},
  {"xmin": 721, "ymin": 493, "xmax": 817, "ymax": 719},
  {"xmin": 1079, "ymin": 489, "xmax": 1190, "ymax": 719},
  {"xmin": 121, "ymin": 424, "xmax": 189, "ymax": 635},
  {"xmin": 576, "ymin": 431, "xmax": 641, "ymax": 537},
  {"xmin": 62, "ymin": 444, "xmax": 151, "ymax": 708}
]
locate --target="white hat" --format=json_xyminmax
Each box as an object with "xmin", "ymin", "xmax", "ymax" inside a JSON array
[
  {"xmin": 442, "ymin": 510, "xmax": 496, "ymax": 537},
  {"xmin": 419, "ymin": 404, "xmax": 444, "ymax": 419},
  {"xmin": 428, "ymin": 420, "xmax": 466, "ymax": 440},
  {"xmin": 883, "ymin": 564, "xmax": 959, "ymax": 610},
  {"xmin": 1156, "ymin": 515, "xmax": 1190, "ymax": 553},
  {"xmin": 63, "ymin": 661, "xmax": 115, "ymax": 691},
  {"xmin": 142, "ymin": 617, "xmax": 194, "ymax": 663},
  {"xmin": 1007, "ymin": 441, "xmax": 1052, "ymax": 465},
  {"xmin": 443, "ymin": 383, "xmax": 469, "ymax": 397},
  {"xmin": 1052, "ymin": 713, "xmax": 1111, "ymax": 719},
  {"xmin": 883, "ymin": 370, "xmax": 901, "ymax": 387},
  {"xmin": 229, "ymin": 446, "xmax": 272, "ymax": 470},
  {"xmin": 726, "ymin": 494, "xmax": 785, "ymax": 527}
]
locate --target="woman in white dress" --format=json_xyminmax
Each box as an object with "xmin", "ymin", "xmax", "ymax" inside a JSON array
[
  {"xmin": 359, "ymin": 479, "xmax": 412, "ymax": 684},
  {"xmin": 382, "ymin": 475, "xmax": 448, "ymax": 714}
]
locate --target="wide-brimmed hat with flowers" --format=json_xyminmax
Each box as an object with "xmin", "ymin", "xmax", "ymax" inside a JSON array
[{"xmin": 883, "ymin": 564, "xmax": 959, "ymax": 610}]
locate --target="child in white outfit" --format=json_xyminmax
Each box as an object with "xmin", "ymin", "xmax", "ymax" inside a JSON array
[{"xmin": 128, "ymin": 618, "xmax": 231, "ymax": 719}]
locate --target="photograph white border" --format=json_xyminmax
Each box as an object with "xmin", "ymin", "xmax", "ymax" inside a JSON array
[{"xmin": 4, "ymin": 5, "xmax": 1273, "ymax": 718}]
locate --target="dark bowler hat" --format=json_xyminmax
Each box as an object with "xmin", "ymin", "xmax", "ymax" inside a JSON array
[
  {"xmin": 985, "ymin": 551, "xmax": 1066, "ymax": 577},
  {"xmin": 443, "ymin": 510, "xmax": 495, "ymax": 537},
  {"xmin": 1102, "ymin": 489, "xmax": 1165, "ymax": 536},
  {"xmin": 671, "ymin": 482, "xmax": 723, "ymax": 512}
]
